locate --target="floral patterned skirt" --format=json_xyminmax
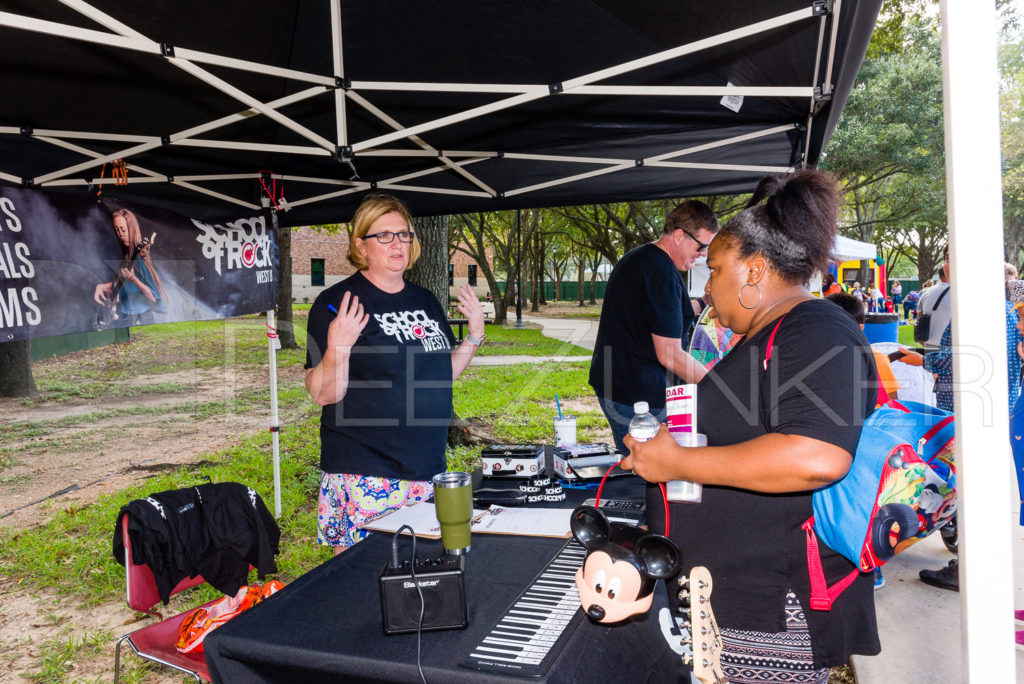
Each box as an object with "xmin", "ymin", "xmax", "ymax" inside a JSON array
[{"xmin": 317, "ymin": 472, "xmax": 432, "ymax": 548}]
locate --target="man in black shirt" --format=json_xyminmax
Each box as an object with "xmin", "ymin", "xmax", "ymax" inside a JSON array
[{"xmin": 589, "ymin": 200, "xmax": 719, "ymax": 452}]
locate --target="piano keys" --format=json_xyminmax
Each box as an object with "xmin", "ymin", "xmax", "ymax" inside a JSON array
[{"xmin": 460, "ymin": 538, "xmax": 587, "ymax": 676}]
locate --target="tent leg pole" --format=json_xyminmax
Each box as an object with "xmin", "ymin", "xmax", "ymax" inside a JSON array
[
  {"xmin": 940, "ymin": 1, "xmax": 1015, "ymax": 681},
  {"xmin": 267, "ymin": 309, "xmax": 282, "ymax": 518}
]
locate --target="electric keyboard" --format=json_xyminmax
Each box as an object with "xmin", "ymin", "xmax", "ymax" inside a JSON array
[{"xmin": 460, "ymin": 538, "xmax": 586, "ymax": 676}]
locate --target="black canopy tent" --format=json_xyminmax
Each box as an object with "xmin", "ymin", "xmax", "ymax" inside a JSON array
[{"xmin": 0, "ymin": 0, "xmax": 881, "ymax": 225}]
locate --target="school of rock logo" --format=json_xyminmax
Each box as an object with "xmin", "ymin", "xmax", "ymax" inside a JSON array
[
  {"xmin": 375, "ymin": 309, "xmax": 450, "ymax": 351},
  {"xmin": 193, "ymin": 215, "xmax": 273, "ymax": 276}
]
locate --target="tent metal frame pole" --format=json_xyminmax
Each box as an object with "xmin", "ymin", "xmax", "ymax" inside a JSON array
[
  {"xmin": 31, "ymin": 136, "xmax": 260, "ymax": 209},
  {"xmin": 58, "ymin": 0, "xmax": 336, "ymax": 157},
  {"xmin": 174, "ymin": 139, "xmax": 334, "ymax": 156},
  {"xmin": 344, "ymin": 90, "xmax": 497, "ymax": 196},
  {"xmin": 330, "ymin": 0, "xmax": 348, "ymax": 149},
  {"xmin": 570, "ymin": 85, "xmax": 813, "ymax": 97},
  {"xmin": 351, "ymin": 7, "xmax": 815, "ymax": 152},
  {"xmin": 266, "ymin": 306, "xmax": 282, "ymax": 519},
  {"xmin": 35, "ymin": 137, "xmax": 164, "ymax": 179},
  {"xmin": 32, "ymin": 1, "xmax": 335, "ymax": 87},
  {"xmin": 803, "ymin": 0, "xmax": 842, "ymax": 168},
  {"xmin": 15, "ymin": 86, "xmax": 325, "ymax": 186},
  {"xmin": 939, "ymin": 1, "xmax": 1015, "ymax": 680},
  {"xmin": 506, "ymin": 124, "xmax": 797, "ymax": 197}
]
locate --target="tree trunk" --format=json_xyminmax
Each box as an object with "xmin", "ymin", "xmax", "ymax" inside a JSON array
[
  {"xmin": 408, "ymin": 215, "xmax": 450, "ymax": 309},
  {"xmin": 406, "ymin": 215, "xmax": 471, "ymax": 446},
  {"xmin": 275, "ymin": 217, "xmax": 298, "ymax": 349},
  {"xmin": 0, "ymin": 340, "xmax": 36, "ymax": 397}
]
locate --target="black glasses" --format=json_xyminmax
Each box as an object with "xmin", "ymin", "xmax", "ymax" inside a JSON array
[
  {"xmin": 680, "ymin": 229, "xmax": 710, "ymax": 253},
  {"xmin": 363, "ymin": 230, "xmax": 415, "ymax": 244}
]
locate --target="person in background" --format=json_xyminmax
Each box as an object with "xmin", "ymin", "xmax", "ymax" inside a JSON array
[
  {"xmin": 304, "ymin": 194, "xmax": 485, "ymax": 554},
  {"xmin": 903, "ymin": 288, "xmax": 921, "ymax": 321},
  {"xmin": 917, "ymin": 261, "xmax": 952, "ymax": 351},
  {"xmin": 1007, "ymin": 262, "xmax": 1019, "ymax": 281},
  {"xmin": 823, "ymin": 272, "xmax": 842, "ymax": 296},
  {"xmin": 623, "ymin": 169, "xmax": 879, "ymax": 683},
  {"xmin": 589, "ymin": 200, "xmax": 719, "ymax": 454},
  {"xmin": 870, "ymin": 283, "xmax": 884, "ymax": 313},
  {"xmin": 891, "ymin": 279, "xmax": 903, "ymax": 313}
]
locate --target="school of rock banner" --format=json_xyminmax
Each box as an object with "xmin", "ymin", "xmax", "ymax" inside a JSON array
[{"xmin": 0, "ymin": 185, "xmax": 279, "ymax": 342}]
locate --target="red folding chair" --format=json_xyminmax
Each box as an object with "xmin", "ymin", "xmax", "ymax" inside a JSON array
[{"xmin": 113, "ymin": 514, "xmax": 217, "ymax": 683}]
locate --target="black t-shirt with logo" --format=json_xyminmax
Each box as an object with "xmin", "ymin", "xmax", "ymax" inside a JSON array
[
  {"xmin": 304, "ymin": 271, "xmax": 456, "ymax": 480},
  {"xmin": 589, "ymin": 243, "xmax": 691, "ymax": 409}
]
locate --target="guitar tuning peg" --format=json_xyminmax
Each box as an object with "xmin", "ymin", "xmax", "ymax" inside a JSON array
[
  {"xmin": 681, "ymin": 654, "xmax": 693, "ymax": 666},
  {"xmin": 701, "ymin": 658, "xmax": 710, "ymax": 667},
  {"xmin": 701, "ymin": 643, "xmax": 709, "ymax": 652},
  {"xmin": 698, "ymin": 579, "xmax": 708, "ymax": 589},
  {"xmin": 677, "ymin": 575, "xmax": 689, "ymax": 588},
  {"xmin": 681, "ymin": 636, "xmax": 692, "ymax": 646},
  {"xmin": 677, "ymin": 606, "xmax": 690, "ymax": 618},
  {"xmin": 701, "ymin": 626, "xmax": 709, "ymax": 635},
  {"xmin": 699, "ymin": 610, "xmax": 708, "ymax": 620}
]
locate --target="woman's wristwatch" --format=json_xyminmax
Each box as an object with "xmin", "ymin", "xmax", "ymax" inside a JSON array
[{"xmin": 466, "ymin": 333, "xmax": 486, "ymax": 346}]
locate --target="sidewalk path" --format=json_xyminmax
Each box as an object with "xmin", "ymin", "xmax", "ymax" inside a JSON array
[{"xmin": 469, "ymin": 315, "xmax": 597, "ymax": 367}]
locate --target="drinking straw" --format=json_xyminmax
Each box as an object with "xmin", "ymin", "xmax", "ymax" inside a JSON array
[{"xmin": 555, "ymin": 395, "xmax": 563, "ymax": 420}]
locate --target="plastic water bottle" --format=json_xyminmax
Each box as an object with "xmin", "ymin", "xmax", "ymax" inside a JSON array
[{"xmin": 628, "ymin": 401, "xmax": 659, "ymax": 442}]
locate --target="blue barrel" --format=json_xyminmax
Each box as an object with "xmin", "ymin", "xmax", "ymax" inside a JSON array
[{"xmin": 863, "ymin": 313, "xmax": 899, "ymax": 344}]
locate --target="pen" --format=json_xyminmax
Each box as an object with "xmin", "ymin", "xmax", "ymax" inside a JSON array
[{"xmin": 327, "ymin": 304, "xmax": 338, "ymax": 315}]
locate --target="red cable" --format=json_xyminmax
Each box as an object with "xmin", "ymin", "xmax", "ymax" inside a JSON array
[{"xmin": 594, "ymin": 461, "xmax": 671, "ymax": 536}]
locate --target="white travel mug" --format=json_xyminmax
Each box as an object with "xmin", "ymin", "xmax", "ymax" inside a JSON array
[{"xmin": 667, "ymin": 432, "xmax": 707, "ymax": 503}]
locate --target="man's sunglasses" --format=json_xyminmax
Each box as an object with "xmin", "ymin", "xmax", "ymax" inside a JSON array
[{"xmin": 680, "ymin": 229, "xmax": 710, "ymax": 252}]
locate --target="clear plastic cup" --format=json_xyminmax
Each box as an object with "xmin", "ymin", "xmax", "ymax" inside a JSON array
[{"xmin": 554, "ymin": 415, "xmax": 577, "ymax": 447}]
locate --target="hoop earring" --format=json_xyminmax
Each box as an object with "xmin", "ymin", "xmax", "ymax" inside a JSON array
[{"xmin": 738, "ymin": 282, "xmax": 761, "ymax": 309}]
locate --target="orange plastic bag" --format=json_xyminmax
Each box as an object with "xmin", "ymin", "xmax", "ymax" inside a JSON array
[{"xmin": 176, "ymin": 580, "xmax": 285, "ymax": 653}]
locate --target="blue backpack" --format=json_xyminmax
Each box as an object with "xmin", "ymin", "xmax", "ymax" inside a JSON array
[
  {"xmin": 763, "ymin": 317, "xmax": 957, "ymax": 611},
  {"xmin": 802, "ymin": 399, "xmax": 956, "ymax": 609}
]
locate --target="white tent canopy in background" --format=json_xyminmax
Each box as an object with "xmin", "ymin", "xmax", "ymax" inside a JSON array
[
  {"xmin": 833, "ymin": 233, "xmax": 877, "ymax": 261},
  {"xmin": 687, "ymin": 232, "xmax": 876, "ymax": 295}
]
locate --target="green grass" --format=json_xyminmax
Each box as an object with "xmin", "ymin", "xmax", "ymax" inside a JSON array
[
  {"xmin": 22, "ymin": 627, "xmax": 114, "ymax": 684},
  {"xmin": 0, "ymin": 359, "xmax": 598, "ymax": 609},
  {"xmin": 898, "ymin": 322, "xmax": 918, "ymax": 347},
  {"xmin": 475, "ymin": 323, "xmax": 590, "ymax": 357}
]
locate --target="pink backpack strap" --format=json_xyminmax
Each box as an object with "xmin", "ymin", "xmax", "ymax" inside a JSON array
[
  {"xmin": 802, "ymin": 517, "xmax": 861, "ymax": 611},
  {"xmin": 762, "ymin": 316, "xmax": 787, "ymax": 370}
]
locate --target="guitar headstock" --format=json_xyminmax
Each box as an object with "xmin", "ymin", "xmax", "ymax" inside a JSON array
[{"xmin": 677, "ymin": 565, "xmax": 725, "ymax": 684}]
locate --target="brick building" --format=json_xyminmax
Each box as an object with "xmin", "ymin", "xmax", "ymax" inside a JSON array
[{"xmin": 290, "ymin": 227, "xmax": 494, "ymax": 302}]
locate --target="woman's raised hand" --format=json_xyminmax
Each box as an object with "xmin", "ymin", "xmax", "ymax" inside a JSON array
[
  {"xmin": 327, "ymin": 290, "xmax": 369, "ymax": 350},
  {"xmin": 456, "ymin": 284, "xmax": 485, "ymax": 339}
]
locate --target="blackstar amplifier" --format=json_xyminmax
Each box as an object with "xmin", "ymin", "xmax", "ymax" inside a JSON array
[
  {"xmin": 481, "ymin": 443, "xmax": 544, "ymax": 477},
  {"xmin": 379, "ymin": 555, "xmax": 468, "ymax": 635}
]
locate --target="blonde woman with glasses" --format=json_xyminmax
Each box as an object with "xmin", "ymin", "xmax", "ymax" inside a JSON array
[{"xmin": 304, "ymin": 194, "xmax": 484, "ymax": 554}]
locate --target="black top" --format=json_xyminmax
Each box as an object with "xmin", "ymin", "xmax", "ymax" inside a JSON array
[
  {"xmin": 113, "ymin": 483, "xmax": 280, "ymax": 605},
  {"xmin": 647, "ymin": 298, "xmax": 880, "ymax": 668},
  {"xmin": 305, "ymin": 272, "xmax": 456, "ymax": 480},
  {"xmin": 589, "ymin": 243, "xmax": 693, "ymax": 409}
]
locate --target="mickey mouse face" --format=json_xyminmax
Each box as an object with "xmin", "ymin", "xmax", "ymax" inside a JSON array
[{"xmin": 574, "ymin": 550, "xmax": 652, "ymax": 623}]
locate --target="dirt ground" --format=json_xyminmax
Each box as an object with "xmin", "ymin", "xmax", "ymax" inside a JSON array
[{"xmin": 0, "ymin": 340, "xmax": 309, "ymax": 682}]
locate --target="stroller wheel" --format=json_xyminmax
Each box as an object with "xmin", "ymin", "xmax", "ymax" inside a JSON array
[{"xmin": 940, "ymin": 517, "xmax": 958, "ymax": 554}]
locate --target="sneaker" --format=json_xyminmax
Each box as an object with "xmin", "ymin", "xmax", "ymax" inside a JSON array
[
  {"xmin": 873, "ymin": 568, "xmax": 885, "ymax": 591},
  {"xmin": 919, "ymin": 559, "xmax": 959, "ymax": 592}
]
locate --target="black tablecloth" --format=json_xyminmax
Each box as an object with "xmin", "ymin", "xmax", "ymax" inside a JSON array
[{"xmin": 204, "ymin": 475, "xmax": 691, "ymax": 684}]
